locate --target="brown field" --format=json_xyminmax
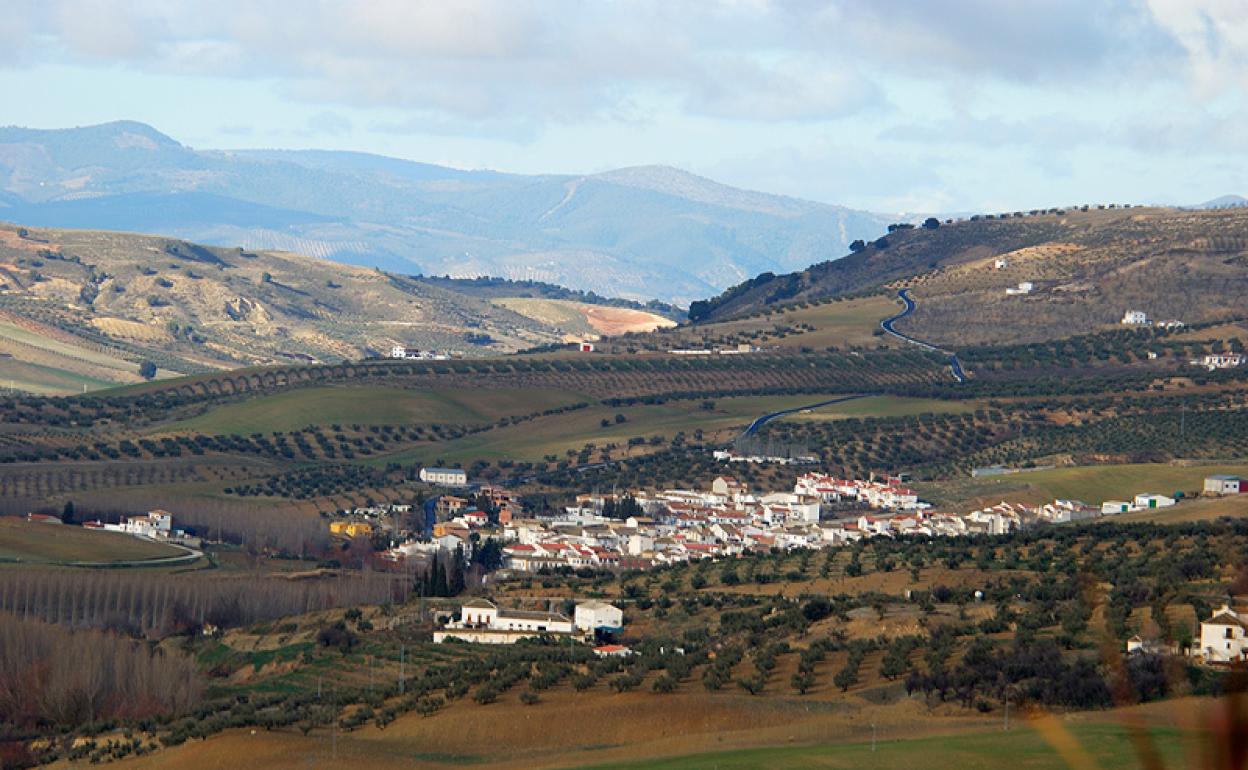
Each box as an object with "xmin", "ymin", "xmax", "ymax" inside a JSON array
[{"xmin": 96, "ymin": 688, "xmax": 1232, "ymax": 770}]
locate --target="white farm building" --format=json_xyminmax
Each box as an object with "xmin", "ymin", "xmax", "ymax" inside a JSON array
[
  {"xmin": 1197, "ymin": 604, "xmax": 1248, "ymax": 664},
  {"xmin": 419, "ymin": 467, "xmax": 468, "ymax": 487},
  {"xmin": 574, "ymin": 600, "xmax": 624, "ymax": 633}
]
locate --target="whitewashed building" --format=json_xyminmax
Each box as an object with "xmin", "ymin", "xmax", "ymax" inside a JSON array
[
  {"xmin": 1204, "ymin": 475, "xmax": 1242, "ymax": 496},
  {"xmin": 1197, "ymin": 605, "xmax": 1248, "ymax": 664},
  {"xmin": 420, "ymin": 467, "xmax": 468, "ymax": 487},
  {"xmin": 1133, "ymin": 493, "xmax": 1175, "ymax": 509},
  {"xmin": 574, "ymin": 600, "xmax": 624, "ymax": 633},
  {"xmin": 1122, "ymin": 310, "xmax": 1148, "ymax": 325},
  {"xmin": 434, "ymin": 598, "xmax": 574, "ymax": 644}
]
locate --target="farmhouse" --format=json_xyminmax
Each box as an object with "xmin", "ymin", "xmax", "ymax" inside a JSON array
[
  {"xmin": 434, "ymin": 598, "xmax": 575, "ymax": 644},
  {"xmin": 1132, "ymin": 493, "xmax": 1175, "ymax": 509},
  {"xmin": 1122, "ymin": 310, "xmax": 1148, "ymax": 325},
  {"xmin": 103, "ymin": 510, "xmax": 179, "ymax": 540},
  {"xmin": 1199, "ymin": 353, "xmax": 1245, "ymax": 371},
  {"xmin": 1204, "ymin": 474, "xmax": 1242, "ymax": 496},
  {"xmin": 420, "ymin": 467, "xmax": 468, "ymax": 487},
  {"xmin": 1101, "ymin": 501, "xmax": 1132, "ymax": 515},
  {"xmin": 574, "ymin": 600, "xmax": 624, "ymax": 634},
  {"xmin": 993, "ymin": 258, "xmax": 1009, "ymax": 269},
  {"xmin": 1005, "ymin": 281, "xmax": 1033, "ymax": 295},
  {"xmin": 1197, "ymin": 604, "xmax": 1248, "ymax": 664}
]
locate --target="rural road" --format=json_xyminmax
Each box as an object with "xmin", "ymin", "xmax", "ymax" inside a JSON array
[
  {"xmin": 739, "ymin": 393, "xmax": 875, "ymax": 440},
  {"xmin": 881, "ymin": 288, "xmax": 966, "ymax": 382},
  {"xmin": 69, "ymin": 540, "xmax": 203, "ymax": 569}
]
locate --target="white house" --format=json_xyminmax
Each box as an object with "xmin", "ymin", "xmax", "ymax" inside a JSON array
[
  {"xmin": 575, "ymin": 600, "xmax": 624, "ymax": 633},
  {"xmin": 1133, "ymin": 493, "xmax": 1175, "ymax": 509},
  {"xmin": 1122, "ymin": 310, "xmax": 1148, "ymax": 325},
  {"xmin": 1197, "ymin": 604, "xmax": 1248, "ymax": 664},
  {"xmin": 1204, "ymin": 475, "xmax": 1242, "ymax": 496},
  {"xmin": 434, "ymin": 598, "xmax": 574, "ymax": 644},
  {"xmin": 1200, "ymin": 353, "xmax": 1245, "ymax": 371},
  {"xmin": 1005, "ymin": 281, "xmax": 1033, "ymax": 295},
  {"xmin": 993, "ymin": 258, "xmax": 1009, "ymax": 270},
  {"xmin": 1101, "ymin": 501, "xmax": 1133, "ymax": 515},
  {"xmin": 103, "ymin": 510, "xmax": 177, "ymax": 539},
  {"xmin": 420, "ymin": 467, "xmax": 468, "ymax": 487},
  {"xmin": 390, "ymin": 345, "xmax": 408, "ymax": 359}
]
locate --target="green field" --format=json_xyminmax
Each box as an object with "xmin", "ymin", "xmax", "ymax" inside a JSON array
[
  {"xmin": 585, "ymin": 722, "xmax": 1194, "ymax": 770},
  {"xmin": 663, "ymin": 295, "xmax": 898, "ymax": 351},
  {"xmin": 920, "ymin": 462, "xmax": 1248, "ymax": 508},
  {"xmin": 0, "ymin": 517, "xmax": 184, "ymax": 565},
  {"xmin": 159, "ymin": 386, "xmax": 590, "ymax": 434},
  {"xmin": 781, "ymin": 395, "xmax": 976, "ymax": 422},
  {"xmin": 0, "ymin": 357, "xmax": 118, "ymax": 395},
  {"xmin": 373, "ymin": 393, "xmax": 886, "ymax": 465}
]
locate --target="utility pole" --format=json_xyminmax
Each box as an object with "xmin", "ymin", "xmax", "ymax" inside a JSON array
[
  {"xmin": 871, "ymin": 722, "xmax": 876, "ymax": 752},
  {"xmin": 400, "ymin": 645, "xmax": 406, "ymax": 694}
]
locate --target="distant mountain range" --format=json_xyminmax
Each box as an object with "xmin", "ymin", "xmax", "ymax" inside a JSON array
[
  {"xmin": 0, "ymin": 121, "xmax": 895, "ymax": 304},
  {"xmin": 1193, "ymin": 194, "xmax": 1248, "ymax": 210}
]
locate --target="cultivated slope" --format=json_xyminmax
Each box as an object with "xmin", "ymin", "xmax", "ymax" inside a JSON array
[
  {"xmin": 0, "ymin": 224, "xmax": 667, "ymax": 393},
  {"xmin": 691, "ymin": 206, "xmax": 1248, "ymax": 346}
]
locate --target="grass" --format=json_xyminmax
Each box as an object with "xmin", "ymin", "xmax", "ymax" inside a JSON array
[
  {"xmin": 158, "ymin": 386, "xmax": 589, "ymax": 435},
  {"xmin": 919, "ymin": 462, "xmax": 1248, "ymax": 508},
  {"xmin": 373, "ymin": 393, "xmax": 888, "ymax": 465},
  {"xmin": 582, "ymin": 722, "xmax": 1195, "ymax": 770},
  {"xmin": 0, "ymin": 356, "xmax": 119, "ymax": 395},
  {"xmin": 0, "ymin": 517, "xmax": 183, "ymax": 564},
  {"xmin": 780, "ymin": 396, "xmax": 977, "ymax": 422},
  {"xmin": 659, "ymin": 295, "xmax": 898, "ymax": 351}
]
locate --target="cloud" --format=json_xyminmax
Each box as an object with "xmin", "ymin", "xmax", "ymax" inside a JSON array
[{"xmin": 1144, "ymin": 0, "xmax": 1248, "ymax": 98}]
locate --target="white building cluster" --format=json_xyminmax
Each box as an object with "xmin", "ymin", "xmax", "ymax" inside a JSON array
[
  {"xmin": 433, "ymin": 598, "xmax": 624, "ymax": 645},
  {"xmin": 92, "ymin": 510, "xmax": 188, "ymax": 541}
]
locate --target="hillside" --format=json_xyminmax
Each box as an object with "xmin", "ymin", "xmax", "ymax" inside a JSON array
[
  {"xmin": 0, "ymin": 224, "xmax": 666, "ymax": 393},
  {"xmin": 0, "ymin": 122, "xmax": 893, "ymax": 304},
  {"xmin": 691, "ymin": 206, "xmax": 1248, "ymax": 346}
]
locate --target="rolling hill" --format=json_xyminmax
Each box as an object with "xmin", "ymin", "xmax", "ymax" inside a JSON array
[
  {"xmin": 0, "ymin": 121, "xmax": 894, "ymax": 304},
  {"xmin": 0, "ymin": 224, "xmax": 672, "ymax": 393},
  {"xmin": 688, "ymin": 205, "xmax": 1248, "ymax": 347}
]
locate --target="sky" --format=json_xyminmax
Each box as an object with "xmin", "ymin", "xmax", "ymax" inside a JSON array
[{"xmin": 1, "ymin": 0, "xmax": 1247, "ymax": 213}]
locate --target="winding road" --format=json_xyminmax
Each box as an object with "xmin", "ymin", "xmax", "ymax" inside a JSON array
[
  {"xmin": 881, "ymin": 288, "xmax": 966, "ymax": 383},
  {"xmin": 739, "ymin": 394, "xmax": 875, "ymax": 440}
]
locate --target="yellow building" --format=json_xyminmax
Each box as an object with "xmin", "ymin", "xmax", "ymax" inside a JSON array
[{"xmin": 330, "ymin": 521, "xmax": 373, "ymax": 538}]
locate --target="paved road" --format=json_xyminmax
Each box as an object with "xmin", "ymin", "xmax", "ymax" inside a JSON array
[
  {"xmin": 66, "ymin": 540, "xmax": 203, "ymax": 569},
  {"xmin": 739, "ymin": 393, "xmax": 875, "ymax": 440},
  {"xmin": 880, "ymin": 288, "xmax": 966, "ymax": 383}
]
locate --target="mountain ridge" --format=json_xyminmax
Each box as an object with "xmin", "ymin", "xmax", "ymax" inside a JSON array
[{"xmin": 0, "ymin": 122, "xmax": 895, "ymax": 304}]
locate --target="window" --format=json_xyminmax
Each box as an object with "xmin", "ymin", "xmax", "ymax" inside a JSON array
[{"xmin": 1228, "ymin": 628, "xmax": 1235, "ymax": 639}]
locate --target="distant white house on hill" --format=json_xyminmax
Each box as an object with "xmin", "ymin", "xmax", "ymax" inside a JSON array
[
  {"xmin": 1198, "ymin": 353, "xmax": 1245, "ymax": 371},
  {"xmin": 993, "ymin": 258, "xmax": 1009, "ymax": 270},
  {"xmin": 420, "ymin": 467, "xmax": 468, "ymax": 487},
  {"xmin": 1122, "ymin": 310, "xmax": 1148, "ymax": 325},
  {"xmin": 1005, "ymin": 281, "xmax": 1032, "ymax": 295}
]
